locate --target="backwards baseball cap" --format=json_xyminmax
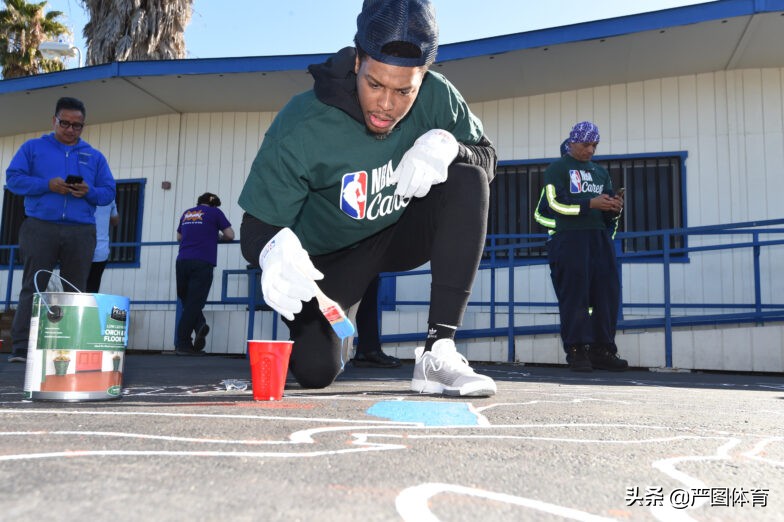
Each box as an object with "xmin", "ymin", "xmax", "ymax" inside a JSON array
[
  {"xmin": 568, "ymin": 121, "xmax": 601, "ymax": 143},
  {"xmin": 355, "ymin": 0, "xmax": 438, "ymax": 67}
]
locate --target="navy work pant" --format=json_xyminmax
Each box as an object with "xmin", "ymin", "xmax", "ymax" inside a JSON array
[{"xmin": 547, "ymin": 229, "xmax": 620, "ymax": 350}]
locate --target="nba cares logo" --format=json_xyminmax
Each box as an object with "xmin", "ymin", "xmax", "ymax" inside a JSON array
[
  {"xmin": 569, "ymin": 170, "xmax": 582, "ymax": 194},
  {"xmin": 340, "ymin": 171, "xmax": 368, "ymax": 219}
]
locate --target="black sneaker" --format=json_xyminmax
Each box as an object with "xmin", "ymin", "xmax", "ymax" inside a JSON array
[
  {"xmin": 589, "ymin": 344, "xmax": 628, "ymax": 371},
  {"xmin": 566, "ymin": 345, "xmax": 592, "ymax": 372},
  {"xmin": 193, "ymin": 324, "xmax": 210, "ymax": 352},
  {"xmin": 175, "ymin": 346, "xmax": 206, "ymax": 357},
  {"xmin": 8, "ymin": 352, "xmax": 27, "ymax": 363},
  {"xmin": 352, "ymin": 350, "xmax": 402, "ymax": 368}
]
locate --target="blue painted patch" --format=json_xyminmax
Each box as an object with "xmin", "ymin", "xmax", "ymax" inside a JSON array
[{"xmin": 366, "ymin": 400, "xmax": 481, "ymax": 427}]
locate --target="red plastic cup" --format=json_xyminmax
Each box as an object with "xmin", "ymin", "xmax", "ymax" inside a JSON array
[{"xmin": 247, "ymin": 340, "xmax": 293, "ymax": 401}]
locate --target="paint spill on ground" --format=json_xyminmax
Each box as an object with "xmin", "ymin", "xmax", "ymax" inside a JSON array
[{"xmin": 366, "ymin": 401, "xmax": 482, "ymax": 426}]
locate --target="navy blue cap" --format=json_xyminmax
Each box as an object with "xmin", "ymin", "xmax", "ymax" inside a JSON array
[{"xmin": 355, "ymin": 0, "xmax": 438, "ymax": 67}]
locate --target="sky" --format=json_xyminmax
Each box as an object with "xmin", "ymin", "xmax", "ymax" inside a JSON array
[{"xmin": 43, "ymin": 0, "xmax": 716, "ymax": 65}]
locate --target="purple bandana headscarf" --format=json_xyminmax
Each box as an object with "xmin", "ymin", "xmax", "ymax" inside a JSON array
[{"xmin": 568, "ymin": 121, "xmax": 600, "ymax": 143}]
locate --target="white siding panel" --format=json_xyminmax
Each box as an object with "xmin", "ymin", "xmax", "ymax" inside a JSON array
[
  {"xmin": 511, "ymin": 97, "xmax": 529, "ymax": 159},
  {"xmin": 661, "ymin": 78, "xmax": 680, "ymax": 143},
  {"xmin": 528, "ymin": 94, "xmax": 546, "ymax": 158},
  {"xmin": 741, "ymin": 69, "xmax": 765, "ymax": 134},
  {"xmin": 750, "ymin": 325, "xmax": 783, "ymax": 372},
  {"xmin": 741, "ymin": 70, "xmax": 767, "ymax": 219},
  {"xmin": 608, "ymin": 84, "xmax": 628, "ymax": 154},
  {"xmin": 480, "ymin": 101, "xmax": 500, "ymax": 158},
  {"xmin": 575, "ymin": 88, "xmax": 594, "ymax": 124},
  {"xmin": 626, "ymin": 81, "xmax": 645, "ymax": 152},
  {"xmin": 593, "ymin": 85, "xmax": 611, "ymax": 145},
  {"xmin": 643, "ymin": 79, "xmax": 663, "ymax": 150},
  {"xmin": 558, "ymin": 90, "xmax": 577, "ymax": 142},
  {"xmin": 695, "ymin": 73, "xmax": 719, "ymax": 227},
  {"xmin": 495, "ymin": 99, "xmax": 515, "ymax": 160}
]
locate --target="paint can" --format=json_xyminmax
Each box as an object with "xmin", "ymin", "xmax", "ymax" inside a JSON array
[{"xmin": 23, "ymin": 292, "xmax": 130, "ymax": 402}]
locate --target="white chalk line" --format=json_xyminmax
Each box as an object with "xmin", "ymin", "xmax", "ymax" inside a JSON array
[
  {"xmin": 394, "ymin": 433, "xmax": 783, "ymax": 522},
  {"xmin": 0, "ymin": 421, "xmax": 755, "ymax": 464},
  {"xmin": 2, "ymin": 411, "xmax": 780, "ymax": 519},
  {"xmin": 0, "ymin": 408, "xmax": 414, "ymax": 425},
  {"xmin": 396, "ymin": 482, "xmax": 616, "ymax": 522},
  {"xmin": 648, "ymin": 438, "xmax": 741, "ymax": 522},
  {"xmin": 741, "ymin": 436, "xmax": 784, "ymax": 467}
]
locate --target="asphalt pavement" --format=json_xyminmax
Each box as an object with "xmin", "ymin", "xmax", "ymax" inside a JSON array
[{"xmin": 1, "ymin": 352, "xmax": 783, "ymax": 521}]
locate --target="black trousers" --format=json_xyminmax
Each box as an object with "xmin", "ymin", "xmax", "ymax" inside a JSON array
[
  {"xmin": 547, "ymin": 229, "xmax": 620, "ymax": 350},
  {"xmin": 355, "ymin": 275, "xmax": 381, "ymax": 355},
  {"xmin": 86, "ymin": 260, "xmax": 108, "ymax": 293},
  {"xmin": 175, "ymin": 259, "xmax": 212, "ymax": 350},
  {"xmin": 280, "ymin": 163, "xmax": 489, "ymax": 388},
  {"xmin": 11, "ymin": 218, "xmax": 96, "ymax": 354}
]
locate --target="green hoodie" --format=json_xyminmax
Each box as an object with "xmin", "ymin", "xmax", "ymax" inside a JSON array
[{"xmin": 238, "ymin": 48, "xmax": 484, "ymax": 255}]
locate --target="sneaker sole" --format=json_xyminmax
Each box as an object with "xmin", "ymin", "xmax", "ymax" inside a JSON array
[
  {"xmin": 352, "ymin": 360, "xmax": 402, "ymax": 368},
  {"xmin": 411, "ymin": 378, "xmax": 496, "ymax": 397}
]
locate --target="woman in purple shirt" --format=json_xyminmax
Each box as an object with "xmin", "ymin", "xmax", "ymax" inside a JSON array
[{"xmin": 175, "ymin": 192, "xmax": 234, "ymax": 355}]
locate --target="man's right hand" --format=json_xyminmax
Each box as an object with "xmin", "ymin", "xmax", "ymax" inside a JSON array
[
  {"xmin": 259, "ymin": 228, "xmax": 323, "ymax": 321},
  {"xmin": 589, "ymin": 194, "xmax": 623, "ymax": 213},
  {"xmin": 49, "ymin": 177, "xmax": 72, "ymax": 195}
]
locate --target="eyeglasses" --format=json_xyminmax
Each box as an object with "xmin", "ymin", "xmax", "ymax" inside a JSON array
[{"xmin": 55, "ymin": 117, "xmax": 85, "ymax": 131}]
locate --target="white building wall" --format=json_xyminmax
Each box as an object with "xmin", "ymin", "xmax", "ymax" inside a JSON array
[{"xmin": 1, "ymin": 67, "xmax": 783, "ymax": 369}]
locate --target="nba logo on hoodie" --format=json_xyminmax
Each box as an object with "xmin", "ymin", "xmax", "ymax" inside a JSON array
[
  {"xmin": 569, "ymin": 170, "xmax": 582, "ymax": 194},
  {"xmin": 340, "ymin": 171, "xmax": 368, "ymax": 219}
]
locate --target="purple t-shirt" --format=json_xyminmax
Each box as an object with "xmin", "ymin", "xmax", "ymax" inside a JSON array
[{"xmin": 176, "ymin": 205, "xmax": 232, "ymax": 266}]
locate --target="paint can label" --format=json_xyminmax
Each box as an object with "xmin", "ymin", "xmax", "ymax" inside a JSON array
[{"xmin": 23, "ymin": 292, "xmax": 130, "ymax": 401}]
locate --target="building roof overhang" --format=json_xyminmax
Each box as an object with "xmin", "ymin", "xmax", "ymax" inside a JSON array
[{"xmin": 0, "ymin": 0, "xmax": 782, "ymax": 137}]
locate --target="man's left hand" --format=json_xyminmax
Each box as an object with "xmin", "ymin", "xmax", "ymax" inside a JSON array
[
  {"xmin": 590, "ymin": 194, "xmax": 623, "ymax": 213},
  {"xmin": 68, "ymin": 181, "xmax": 89, "ymax": 198},
  {"xmin": 394, "ymin": 129, "xmax": 459, "ymax": 199}
]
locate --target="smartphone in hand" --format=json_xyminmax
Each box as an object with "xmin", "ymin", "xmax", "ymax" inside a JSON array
[{"xmin": 65, "ymin": 175, "xmax": 83, "ymax": 185}]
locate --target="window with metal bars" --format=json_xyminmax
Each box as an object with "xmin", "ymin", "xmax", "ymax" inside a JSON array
[
  {"xmin": 487, "ymin": 153, "xmax": 686, "ymax": 259},
  {"xmin": 0, "ymin": 179, "xmax": 146, "ymax": 267}
]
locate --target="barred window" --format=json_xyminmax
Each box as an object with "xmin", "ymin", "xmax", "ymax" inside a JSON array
[
  {"xmin": 487, "ymin": 153, "xmax": 686, "ymax": 259},
  {"xmin": 109, "ymin": 179, "xmax": 145, "ymax": 265},
  {"xmin": 1, "ymin": 179, "xmax": 146, "ymax": 266}
]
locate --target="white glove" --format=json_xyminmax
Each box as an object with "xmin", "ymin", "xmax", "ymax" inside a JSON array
[
  {"xmin": 394, "ymin": 129, "xmax": 459, "ymax": 199},
  {"xmin": 259, "ymin": 228, "xmax": 323, "ymax": 321}
]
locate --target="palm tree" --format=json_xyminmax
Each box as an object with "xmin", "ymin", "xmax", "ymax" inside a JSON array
[
  {"xmin": 0, "ymin": 0, "xmax": 70, "ymax": 79},
  {"xmin": 80, "ymin": 0, "xmax": 192, "ymax": 65}
]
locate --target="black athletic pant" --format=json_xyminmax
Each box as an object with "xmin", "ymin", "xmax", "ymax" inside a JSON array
[
  {"xmin": 547, "ymin": 229, "xmax": 620, "ymax": 350},
  {"xmin": 175, "ymin": 259, "xmax": 212, "ymax": 350},
  {"xmin": 281, "ymin": 163, "xmax": 489, "ymax": 388}
]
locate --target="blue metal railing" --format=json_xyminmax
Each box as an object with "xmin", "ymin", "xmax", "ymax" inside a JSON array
[
  {"xmin": 367, "ymin": 218, "xmax": 784, "ymax": 367},
  {"xmin": 2, "ymin": 218, "xmax": 782, "ymax": 365}
]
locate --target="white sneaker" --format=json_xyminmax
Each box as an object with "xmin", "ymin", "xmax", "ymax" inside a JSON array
[{"xmin": 411, "ymin": 339, "xmax": 497, "ymax": 397}]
